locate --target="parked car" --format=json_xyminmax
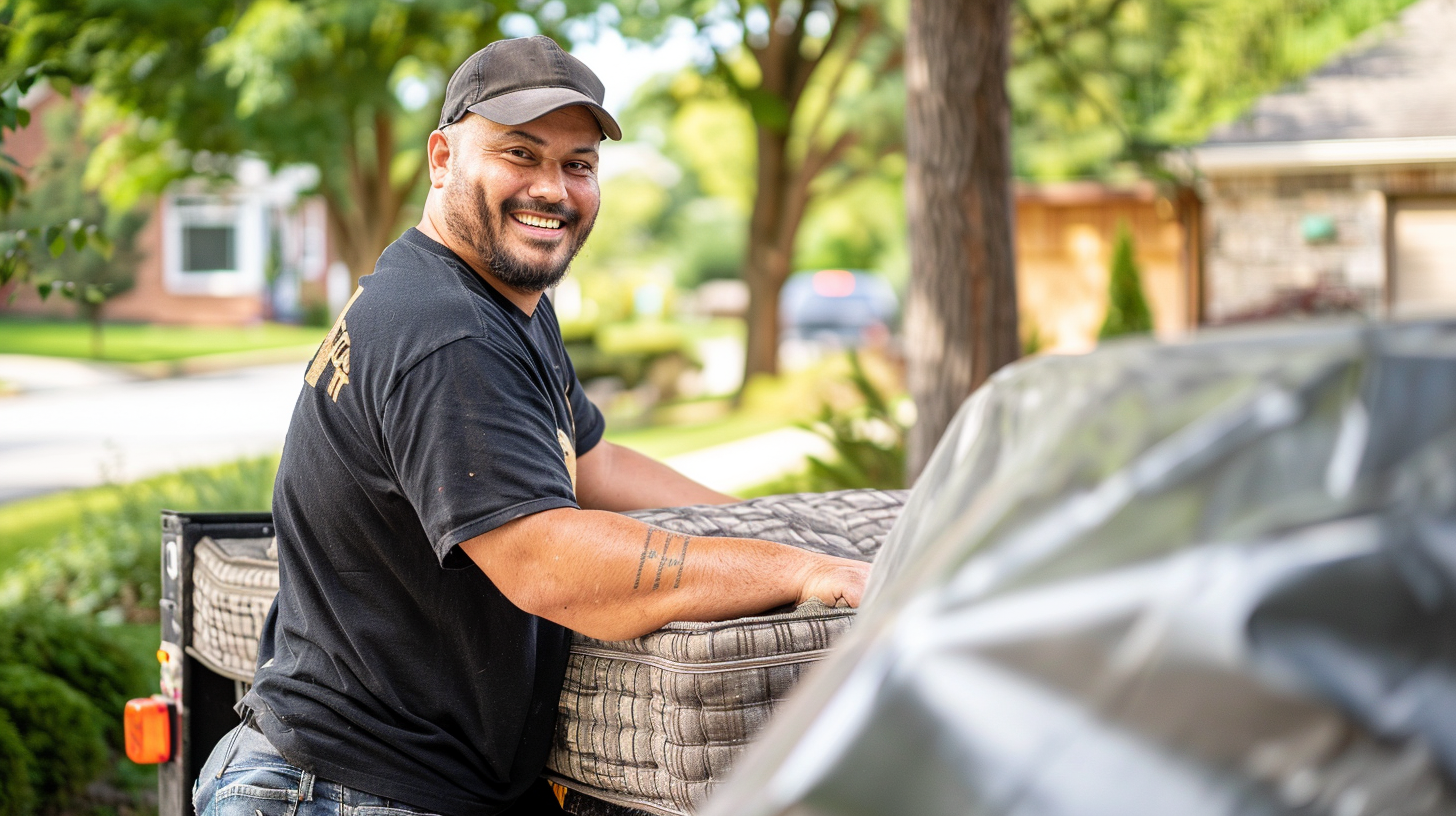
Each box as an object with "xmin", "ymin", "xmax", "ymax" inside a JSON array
[{"xmin": 779, "ymin": 269, "xmax": 899, "ymax": 346}]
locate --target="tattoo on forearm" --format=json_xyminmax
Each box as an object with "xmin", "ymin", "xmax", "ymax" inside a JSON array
[{"xmin": 633, "ymin": 526, "xmax": 692, "ymax": 592}]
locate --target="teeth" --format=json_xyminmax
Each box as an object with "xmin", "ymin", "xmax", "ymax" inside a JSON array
[{"xmin": 515, "ymin": 213, "xmax": 562, "ymax": 229}]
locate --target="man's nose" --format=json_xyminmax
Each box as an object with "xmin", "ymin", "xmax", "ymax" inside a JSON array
[{"xmin": 526, "ymin": 162, "xmax": 569, "ymax": 204}]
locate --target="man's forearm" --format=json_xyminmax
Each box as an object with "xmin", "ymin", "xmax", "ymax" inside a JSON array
[
  {"xmin": 460, "ymin": 507, "xmax": 866, "ymax": 641},
  {"xmin": 576, "ymin": 440, "xmax": 738, "ymax": 511}
]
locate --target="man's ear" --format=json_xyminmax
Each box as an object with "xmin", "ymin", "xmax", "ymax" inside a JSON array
[{"xmin": 427, "ymin": 130, "xmax": 452, "ymax": 189}]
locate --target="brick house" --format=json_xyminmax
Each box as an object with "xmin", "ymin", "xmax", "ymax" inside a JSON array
[
  {"xmin": 1189, "ymin": 0, "xmax": 1456, "ymax": 323},
  {"xmin": 1, "ymin": 90, "xmax": 341, "ymax": 326}
]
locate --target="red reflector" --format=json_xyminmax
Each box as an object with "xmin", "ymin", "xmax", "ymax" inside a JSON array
[
  {"xmin": 811, "ymin": 269, "xmax": 856, "ymax": 298},
  {"xmin": 124, "ymin": 697, "xmax": 172, "ymax": 764}
]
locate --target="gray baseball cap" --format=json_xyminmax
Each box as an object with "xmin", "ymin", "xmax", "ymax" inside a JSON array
[{"xmin": 439, "ymin": 36, "xmax": 622, "ymax": 141}]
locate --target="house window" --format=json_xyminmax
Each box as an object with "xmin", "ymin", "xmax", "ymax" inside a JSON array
[
  {"xmin": 182, "ymin": 225, "xmax": 236, "ymax": 273},
  {"xmin": 162, "ymin": 192, "xmax": 265, "ymax": 297}
]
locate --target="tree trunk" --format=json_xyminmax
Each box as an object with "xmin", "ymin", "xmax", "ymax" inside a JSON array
[
  {"xmin": 87, "ymin": 304, "xmax": 104, "ymax": 360},
  {"xmin": 324, "ymin": 111, "xmax": 426, "ymax": 296},
  {"xmin": 741, "ymin": 126, "xmax": 796, "ymax": 383},
  {"xmin": 903, "ymin": 0, "xmax": 1020, "ymax": 480},
  {"xmin": 325, "ymin": 200, "xmax": 397, "ymax": 291}
]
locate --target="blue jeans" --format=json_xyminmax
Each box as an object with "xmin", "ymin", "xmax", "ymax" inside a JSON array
[{"xmin": 192, "ymin": 723, "xmax": 441, "ymax": 816}]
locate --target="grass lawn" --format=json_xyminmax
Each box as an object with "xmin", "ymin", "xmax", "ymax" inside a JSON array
[
  {"xmin": 0, "ymin": 317, "xmax": 324, "ymax": 362},
  {"xmin": 605, "ymin": 411, "xmax": 791, "ymax": 459},
  {"xmin": 0, "ymin": 456, "xmax": 279, "ymax": 574},
  {"xmin": 0, "ymin": 484, "xmax": 127, "ymax": 573}
]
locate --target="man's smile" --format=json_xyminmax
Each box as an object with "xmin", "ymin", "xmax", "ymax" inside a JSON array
[{"xmin": 511, "ymin": 212, "xmax": 564, "ymax": 232}]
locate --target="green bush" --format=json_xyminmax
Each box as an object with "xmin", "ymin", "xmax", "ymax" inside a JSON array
[
  {"xmin": 796, "ymin": 351, "xmax": 909, "ymax": 491},
  {"xmin": 1098, "ymin": 223, "xmax": 1154, "ymax": 340},
  {"xmin": 0, "ymin": 665, "xmax": 108, "ymax": 810},
  {"xmin": 1, "ymin": 455, "xmax": 277, "ymax": 623},
  {"xmin": 0, "ymin": 709, "xmax": 35, "ymax": 816},
  {"xmin": 0, "ymin": 605, "xmax": 147, "ymax": 749}
]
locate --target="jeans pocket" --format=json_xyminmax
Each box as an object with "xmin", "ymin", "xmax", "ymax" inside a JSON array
[{"xmin": 210, "ymin": 767, "xmax": 304, "ymax": 816}]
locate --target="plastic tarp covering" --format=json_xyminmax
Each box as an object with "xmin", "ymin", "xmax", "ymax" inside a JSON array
[{"xmin": 702, "ymin": 320, "xmax": 1456, "ymax": 816}]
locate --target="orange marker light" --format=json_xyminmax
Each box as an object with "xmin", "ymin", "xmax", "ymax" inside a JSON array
[{"xmin": 123, "ymin": 697, "xmax": 172, "ymax": 764}]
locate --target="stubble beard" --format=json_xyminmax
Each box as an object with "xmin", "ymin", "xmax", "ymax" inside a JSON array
[{"xmin": 442, "ymin": 177, "xmax": 596, "ymax": 293}]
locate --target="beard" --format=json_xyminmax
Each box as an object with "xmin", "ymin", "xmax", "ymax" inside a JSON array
[{"xmin": 442, "ymin": 176, "xmax": 596, "ymax": 293}]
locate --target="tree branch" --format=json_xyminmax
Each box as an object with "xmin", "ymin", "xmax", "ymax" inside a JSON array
[
  {"xmin": 1014, "ymin": 0, "xmax": 1130, "ymax": 140},
  {"xmin": 800, "ymin": 3, "xmax": 874, "ymax": 162}
]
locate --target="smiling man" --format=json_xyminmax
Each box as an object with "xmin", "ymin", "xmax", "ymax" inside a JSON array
[{"xmin": 190, "ymin": 36, "xmax": 869, "ymax": 816}]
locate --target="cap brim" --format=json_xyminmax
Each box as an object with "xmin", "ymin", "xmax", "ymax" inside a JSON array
[{"xmin": 467, "ymin": 87, "xmax": 622, "ymax": 141}]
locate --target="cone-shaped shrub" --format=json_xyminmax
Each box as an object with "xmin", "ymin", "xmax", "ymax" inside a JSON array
[{"xmin": 1098, "ymin": 223, "xmax": 1154, "ymax": 339}]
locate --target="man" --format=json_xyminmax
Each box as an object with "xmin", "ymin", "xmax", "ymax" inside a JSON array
[{"xmin": 192, "ymin": 35, "xmax": 869, "ymax": 816}]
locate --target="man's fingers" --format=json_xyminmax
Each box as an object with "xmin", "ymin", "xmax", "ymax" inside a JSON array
[{"xmin": 799, "ymin": 558, "xmax": 870, "ymax": 609}]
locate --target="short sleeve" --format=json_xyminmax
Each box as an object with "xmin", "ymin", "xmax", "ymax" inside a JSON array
[
  {"xmin": 382, "ymin": 337, "xmax": 580, "ymax": 567},
  {"xmin": 568, "ymin": 367, "xmax": 604, "ymax": 457}
]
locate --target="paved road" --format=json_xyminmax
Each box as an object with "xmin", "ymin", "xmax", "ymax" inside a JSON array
[
  {"xmin": 0, "ymin": 355, "xmax": 828, "ymax": 504},
  {"xmin": 0, "ymin": 361, "xmax": 303, "ymax": 503}
]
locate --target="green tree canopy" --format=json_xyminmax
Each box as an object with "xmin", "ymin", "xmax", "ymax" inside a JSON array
[
  {"xmin": 599, "ymin": 0, "xmax": 906, "ymax": 381},
  {"xmin": 3, "ymin": 0, "xmax": 539, "ymax": 287},
  {"xmin": 2, "ymin": 100, "xmax": 147, "ymax": 353},
  {"xmin": 1010, "ymin": 0, "xmax": 1419, "ymax": 180}
]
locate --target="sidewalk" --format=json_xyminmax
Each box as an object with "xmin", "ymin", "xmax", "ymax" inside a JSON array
[
  {"xmin": 664, "ymin": 427, "xmax": 831, "ymax": 494},
  {"xmin": 0, "ymin": 353, "xmax": 135, "ymax": 393}
]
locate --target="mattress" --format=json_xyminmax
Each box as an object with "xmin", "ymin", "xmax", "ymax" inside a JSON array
[
  {"xmin": 183, "ymin": 489, "xmax": 907, "ymax": 815},
  {"xmin": 190, "ymin": 535, "xmax": 279, "ymax": 683},
  {"xmin": 547, "ymin": 489, "xmax": 907, "ymax": 816}
]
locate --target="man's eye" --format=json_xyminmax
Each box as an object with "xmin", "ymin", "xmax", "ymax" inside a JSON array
[{"xmin": 566, "ymin": 162, "xmax": 595, "ymax": 174}]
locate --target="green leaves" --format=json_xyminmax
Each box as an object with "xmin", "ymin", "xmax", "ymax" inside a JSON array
[
  {"xmin": 798, "ymin": 351, "xmax": 909, "ymax": 491},
  {"xmin": 0, "ymin": 222, "xmax": 117, "ymax": 304},
  {"xmin": 1010, "ymin": 0, "xmax": 1420, "ymax": 180}
]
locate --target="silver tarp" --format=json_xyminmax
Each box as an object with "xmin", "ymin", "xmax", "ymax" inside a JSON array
[{"xmin": 703, "ymin": 320, "xmax": 1456, "ymax": 816}]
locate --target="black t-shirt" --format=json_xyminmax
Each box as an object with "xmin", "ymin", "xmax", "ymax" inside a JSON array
[{"xmin": 241, "ymin": 228, "xmax": 605, "ymax": 815}]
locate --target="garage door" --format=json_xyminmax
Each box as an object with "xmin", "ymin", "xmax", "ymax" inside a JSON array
[{"xmin": 1392, "ymin": 198, "xmax": 1456, "ymax": 319}]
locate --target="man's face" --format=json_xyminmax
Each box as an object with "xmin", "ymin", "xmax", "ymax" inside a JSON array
[{"xmin": 440, "ymin": 108, "xmax": 601, "ymax": 293}]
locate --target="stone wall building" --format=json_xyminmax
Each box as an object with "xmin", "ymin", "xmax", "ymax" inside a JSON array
[{"xmin": 1190, "ymin": 0, "xmax": 1456, "ymax": 323}]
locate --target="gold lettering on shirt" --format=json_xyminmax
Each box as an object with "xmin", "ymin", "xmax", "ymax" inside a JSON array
[
  {"xmin": 305, "ymin": 286, "xmax": 363, "ymax": 401},
  {"xmin": 557, "ymin": 429, "xmax": 577, "ymax": 497},
  {"xmin": 326, "ymin": 328, "xmax": 351, "ymax": 402}
]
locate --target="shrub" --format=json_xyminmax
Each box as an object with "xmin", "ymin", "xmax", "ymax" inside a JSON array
[
  {"xmin": 0, "ymin": 605, "xmax": 147, "ymax": 749},
  {"xmin": 1098, "ymin": 223, "xmax": 1154, "ymax": 339},
  {"xmin": 796, "ymin": 351, "xmax": 909, "ymax": 491},
  {"xmin": 0, "ymin": 709, "xmax": 35, "ymax": 816},
  {"xmin": 1, "ymin": 455, "xmax": 276, "ymax": 623},
  {"xmin": 0, "ymin": 665, "xmax": 107, "ymax": 809}
]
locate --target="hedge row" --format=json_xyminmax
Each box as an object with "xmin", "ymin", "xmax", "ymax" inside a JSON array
[{"xmin": 0, "ymin": 605, "xmax": 147, "ymax": 816}]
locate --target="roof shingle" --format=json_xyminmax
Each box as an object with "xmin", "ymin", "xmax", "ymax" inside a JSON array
[{"xmin": 1205, "ymin": 0, "xmax": 1456, "ymax": 144}]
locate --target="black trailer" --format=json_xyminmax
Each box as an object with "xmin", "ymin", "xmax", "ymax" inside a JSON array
[{"xmin": 145, "ymin": 510, "xmax": 274, "ymax": 816}]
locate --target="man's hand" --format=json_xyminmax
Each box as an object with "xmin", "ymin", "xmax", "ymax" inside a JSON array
[{"xmin": 795, "ymin": 556, "xmax": 871, "ymax": 608}]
